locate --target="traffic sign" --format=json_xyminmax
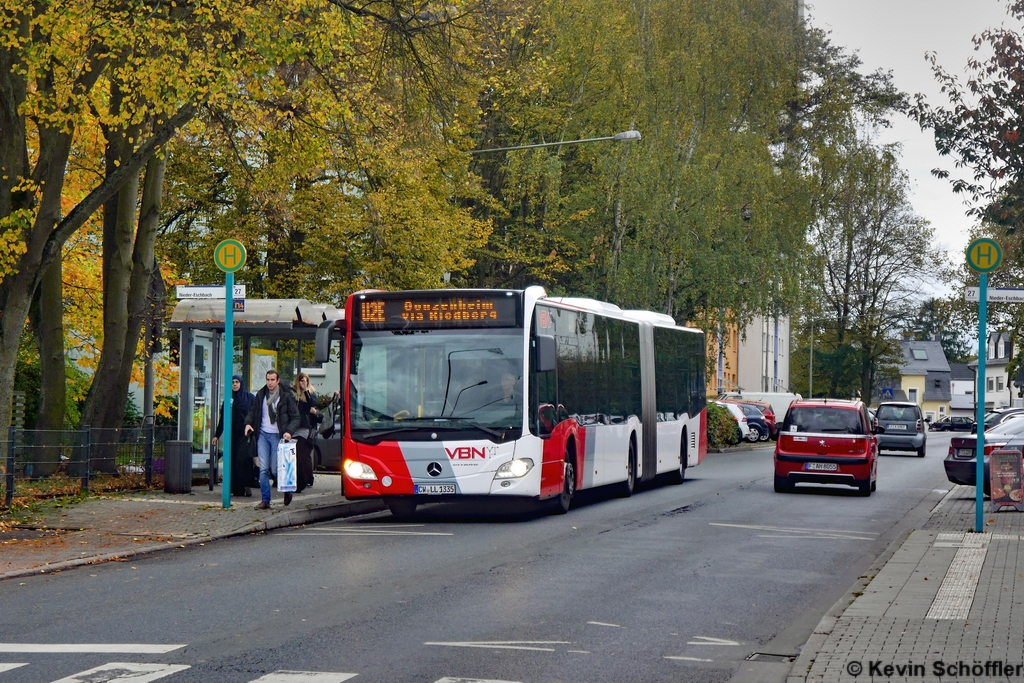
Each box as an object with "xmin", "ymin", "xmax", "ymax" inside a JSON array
[
  {"xmin": 967, "ymin": 238, "xmax": 1002, "ymax": 273},
  {"xmin": 176, "ymin": 285, "xmax": 245, "ymax": 300},
  {"xmin": 965, "ymin": 287, "xmax": 1024, "ymax": 303},
  {"xmin": 214, "ymin": 239, "xmax": 247, "ymax": 273}
]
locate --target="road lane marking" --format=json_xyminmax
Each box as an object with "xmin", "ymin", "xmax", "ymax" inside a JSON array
[
  {"xmin": 566, "ymin": 650, "xmax": 590, "ymax": 654},
  {"xmin": 710, "ymin": 522, "xmax": 878, "ymax": 536},
  {"xmin": 249, "ymin": 672, "xmax": 358, "ymax": 683},
  {"xmin": 49, "ymin": 663, "xmax": 190, "ymax": 683},
  {"xmin": 0, "ymin": 645, "xmax": 185, "ymax": 654},
  {"xmin": 664, "ymin": 656, "xmax": 714, "ymax": 662},
  {"xmin": 757, "ymin": 533, "xmax": 875, "ymax": 541},
  {"xmin": 434, "ymin": 678, "xmax": 523, "ymax": 683},
  {"xmin": 285, "ymin": 531, "xmax": 454, "ymax": 537},
  {"xmin": 585, "ymin": 621, "xmax": 621, "ymax": 628},
  {"xmin": 424, "ymin": 641, "xmax": 571, "ymax": 652},
  {"xmin": 687, "ymin": 636, "xmax": 740, "ymax": 646},
  {"xmin": 0, "ymin": 664, "xmax": 27, "ymax": 673},
  {"xmin": 710, "ymin": 522, "xmax": 876, "ymax": 540}
]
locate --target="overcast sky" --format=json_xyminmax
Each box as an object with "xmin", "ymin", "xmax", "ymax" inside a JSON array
[{"xmin": 806, "ymin": 0, "xmax": 1013, "ymax": 289}]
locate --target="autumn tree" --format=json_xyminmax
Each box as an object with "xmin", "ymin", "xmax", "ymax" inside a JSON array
[{"xmin": 0, "ymin": 0, "xmax": 479, "ymax": 437}]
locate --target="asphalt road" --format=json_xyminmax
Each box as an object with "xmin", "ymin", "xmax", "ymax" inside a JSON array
[{"xmin": 0, "ymin": 433, "xmax": 956, "ymax": 683}]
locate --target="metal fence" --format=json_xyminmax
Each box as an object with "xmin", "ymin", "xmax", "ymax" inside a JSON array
[{"xmin": 1, "ymin": 424, "xmax": 179, "ymax": 508}]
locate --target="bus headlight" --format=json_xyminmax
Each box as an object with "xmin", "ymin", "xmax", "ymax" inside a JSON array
[
  {"xmin": 494, "ymin": 458, "xmax": 534, "ymax": 479},
  {"xmin": 344, "ymin": 459, "xmax": 378, "ymax": 481}
]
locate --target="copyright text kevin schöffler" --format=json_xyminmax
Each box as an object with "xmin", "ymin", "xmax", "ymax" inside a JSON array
[{"xmin": 846, "ymin": 660, "xmax": 1024, "ymax": 677}]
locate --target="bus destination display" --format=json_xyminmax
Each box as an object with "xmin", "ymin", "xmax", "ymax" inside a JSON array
[{"xmin": 355, "ymin": 294, "xmax": 519, "ymax": 330}]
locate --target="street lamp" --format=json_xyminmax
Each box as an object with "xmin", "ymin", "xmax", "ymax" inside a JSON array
[{"xmin": 471, "ymin": 130, "xmax": 642, "ymax": 154}]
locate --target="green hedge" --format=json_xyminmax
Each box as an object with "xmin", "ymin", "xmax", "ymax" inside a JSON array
[{"xmin": 707, "ymin": 402, "xmax": 740, "ymax": 448}]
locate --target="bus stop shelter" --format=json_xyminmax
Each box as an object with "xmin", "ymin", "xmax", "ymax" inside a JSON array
[{"xmin": 168, "ymin": 299, "xmax": 344, "ymax": 472}]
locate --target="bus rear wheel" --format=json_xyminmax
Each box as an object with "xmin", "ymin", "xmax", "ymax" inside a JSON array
[
  {"xmin": 669, "ymin": 434, "xmax": 686, "ymax": 485},
  {"xmin": 618, "ymin": 438, "xmax": 637, "ymax": 497}
]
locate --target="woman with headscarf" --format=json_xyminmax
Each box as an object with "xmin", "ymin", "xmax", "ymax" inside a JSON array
[{"xmin": 213, "ymin": 375, "xmax": 256, "ymax": 496}]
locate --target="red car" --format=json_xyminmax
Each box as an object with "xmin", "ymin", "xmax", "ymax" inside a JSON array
[{"xmin": 773, "ymin": 399, "xmax": 878, "ymax": 496}]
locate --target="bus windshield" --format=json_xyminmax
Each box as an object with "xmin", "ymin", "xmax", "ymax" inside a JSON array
[{"xmin": 349, "ymin": 329, "xmax": 525, "ymax": 440}]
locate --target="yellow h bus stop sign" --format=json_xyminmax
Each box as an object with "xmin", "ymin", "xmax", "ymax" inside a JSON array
[
  {"xmin": 967, "ymin": 238, "xmax": 1002, "ymax": 274},
  {"xmin": 214, "ymin": 239, "xmax": 247, "ymax": 273}
]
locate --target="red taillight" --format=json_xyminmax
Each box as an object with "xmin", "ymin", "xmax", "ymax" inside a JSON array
[
  {"xmin": 984, "ymin": 443, "xmax": 1007, "ymax": 455},
  {"xmin": 916, "ymin": 419, "xmax": 923, "ymax": 433},
  {"xmin": 948, "ymin": 445, "xmax": 954, "ymax": 457}
]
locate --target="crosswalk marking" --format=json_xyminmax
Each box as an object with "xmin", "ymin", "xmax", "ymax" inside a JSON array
[
  {"xmin": 0, "ymin": 664, "xmax": 27, "ymax": 673},
  {"xmin": 248, "ymin": 672, "xmax": 357, "ymax": 683},
  {"xmin": 49, "ymin": 663, "xmax": 190, "ymax": 683},
  {"xmin": 0, "ymin": 644, "xmax": 185, "ymax": 654}
]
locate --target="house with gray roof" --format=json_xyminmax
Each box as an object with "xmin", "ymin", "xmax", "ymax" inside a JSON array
[{"xmin": 874, "ymin": 339, "xmax": 951, "ymax": 421}]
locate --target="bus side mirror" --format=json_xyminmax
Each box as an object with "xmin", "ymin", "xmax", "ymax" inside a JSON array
[
  {"xmin": 315, "ymin": 320, "xmax": 336, "ymax": 364},
  {"xmin": 536, "ymin": 335, "xmax": 557, "ymax": 372}
]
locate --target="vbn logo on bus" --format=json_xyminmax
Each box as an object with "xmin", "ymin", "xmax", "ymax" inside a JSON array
[{"xmin": 446, "ymin": 447, "xmax": 490, "ymax": 460}]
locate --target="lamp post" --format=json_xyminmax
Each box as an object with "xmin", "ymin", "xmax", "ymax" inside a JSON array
[
  {"xmin": 809, "ymin": 314, "xmax": 814, "ymax": 398},
  {"xmin": 471, "ymin": 130, "xmax": 641, "ymax": 154}
]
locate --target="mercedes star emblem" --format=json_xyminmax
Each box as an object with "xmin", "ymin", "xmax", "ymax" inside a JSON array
[{"xmin": 427, "ymin": 462, "xmax": 443, "ymax": 477}]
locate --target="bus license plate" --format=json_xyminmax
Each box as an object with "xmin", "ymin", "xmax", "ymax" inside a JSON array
[
  {"xmin": 415, "ymin": 484, "xmax": 456, "ymax": 495},
  {"xmin": 805, "ymin": 462, "xmax": 838, "ymax": 472}
]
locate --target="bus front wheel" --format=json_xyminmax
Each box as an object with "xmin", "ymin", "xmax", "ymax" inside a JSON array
[
  {"xmin": 552, "ymin": 458, "xmax": 575, "ymax": 514},
  {"xmin": 386, "ymin": 498, "xmax": 417, "ymax": 520}
]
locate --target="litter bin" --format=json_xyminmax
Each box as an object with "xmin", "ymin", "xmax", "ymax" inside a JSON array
[{"xmin": 164, "ymin": 440, "xmax": 192, "ymax": 494}]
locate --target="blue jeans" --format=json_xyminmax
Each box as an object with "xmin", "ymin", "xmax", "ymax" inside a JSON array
[{"xmin": 257, "ymin": 431, "xmax": 282, "ymax": 503}]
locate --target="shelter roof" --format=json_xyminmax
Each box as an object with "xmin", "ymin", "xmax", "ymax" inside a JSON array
[{"xmin": 169, "ymin": 299, "xmax": 343, "ymax": 338}]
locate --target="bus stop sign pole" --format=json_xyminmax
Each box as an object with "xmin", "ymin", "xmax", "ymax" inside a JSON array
[
  {"xmin": 214, "ymin": 240, "xmax": 247, "ymax": 509},
  {"xmin": 967, "ymin": 238, "xmax": 1001, "ymax": 533}
]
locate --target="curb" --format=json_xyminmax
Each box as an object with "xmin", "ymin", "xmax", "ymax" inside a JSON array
[
  {"xmin": 0, "ymin": 499, "xmax": 385, "ymax": 582},
  {"xmin": 709, "ymin": 443, "xmax": 774, "ymax": 453}
]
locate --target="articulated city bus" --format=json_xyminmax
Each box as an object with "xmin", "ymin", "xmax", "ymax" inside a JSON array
[{"xmin": 317, "ymin": 287, "xmax": 707, "ymax": 517}]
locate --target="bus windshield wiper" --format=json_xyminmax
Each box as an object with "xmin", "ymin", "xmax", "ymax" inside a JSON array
[
  {"xmin": 354, "ymin": 426, "xmax": 425, "ymax": 441},
  {"xmin": 399, "ymin": 416, "xmax": 506, "ymax": 440}
]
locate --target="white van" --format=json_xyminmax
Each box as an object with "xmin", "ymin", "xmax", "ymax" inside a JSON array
[{"xmin": 720, "ymin": 392, "xmax": 802, "ymax": 420}]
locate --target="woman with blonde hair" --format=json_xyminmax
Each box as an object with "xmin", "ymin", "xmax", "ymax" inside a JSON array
[{"xmin": 292, "ymin": 372, "xmax": 319, "ymax": 492}]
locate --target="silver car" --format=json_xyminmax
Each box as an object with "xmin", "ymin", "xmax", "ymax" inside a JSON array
[{"xmin": 875, "ymin": 402, "xmax": 926, "ymax": 457}]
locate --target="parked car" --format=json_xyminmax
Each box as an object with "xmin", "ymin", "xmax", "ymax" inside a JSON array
[
  {"xmin": 731, "ymin": 402, "xmax": 772, "ymax": 441},
  {"xmin": 930, "ymin": 415, "xmax": 976, "ymax": 432},
  {"xmin": 944, "ymin": 415, "xmax": 1024, "ymax": 494},
  {"xmin": 729, "ymin": 399, "xmax": 778, "ymax": 437},
  {"xmin": 713, "ymin": 401, "xmax": 751, "ymax": 442},
  {"xmin": 874, "ymin": 402, "xmax": 927, "ymax": 457},
  {"xmin": 973, "ymin": 408, "xmax": 1024, "ymax": 433},
  {"xmin": 772, "ymin": 398, "xmax": 878, "ymax": 495}
]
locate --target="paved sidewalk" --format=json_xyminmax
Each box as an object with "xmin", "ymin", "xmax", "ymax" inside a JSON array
[
  {"xmin": 0, "ymin": 474, "xmax": 383, "ymax": 581},
  {"xmin": 789, "ymin": 485, "xmax": 1024, "ymax": 682}
]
